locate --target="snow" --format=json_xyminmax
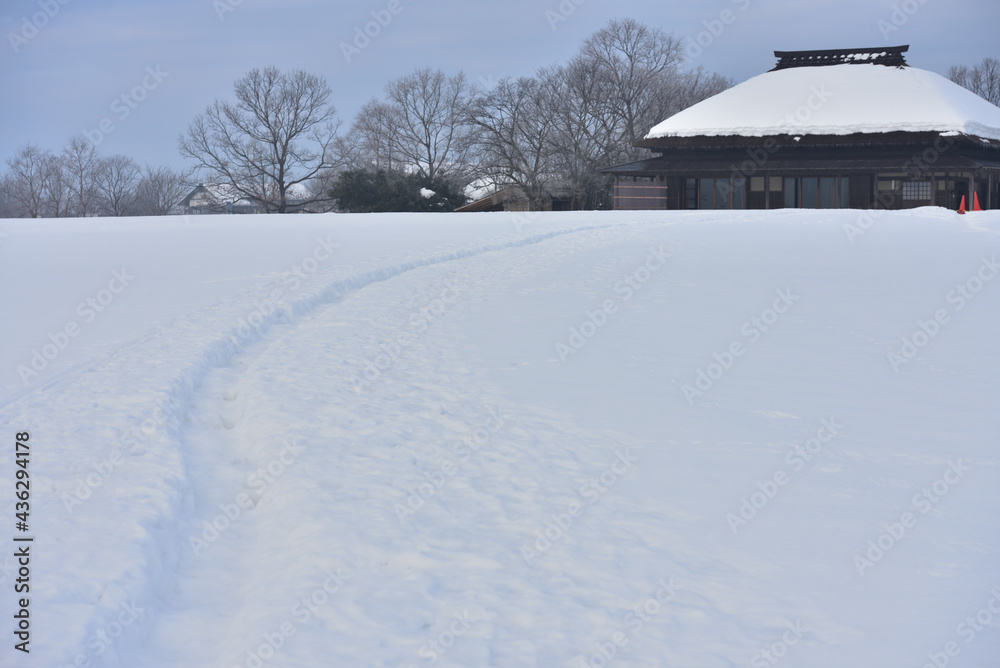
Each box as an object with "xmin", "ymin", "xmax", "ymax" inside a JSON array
[
  {"xmin": 420, "ymin": 188, "xmax": 436, "ymax": 199},
  {"xmin": 463, "ymin": 178, "xmax": 501, "ymax": 202},
  {"xmin": 1, "ymin": 209, "xmax": 1000, "ymax": 667},
  {"xmin": 646, "ymin": 64, "xmax": 1000, "ymax": 141}
]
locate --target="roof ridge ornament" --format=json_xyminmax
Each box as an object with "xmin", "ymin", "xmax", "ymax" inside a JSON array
[{"xmin": 771, "ymin": 45, "xmax": 909, "ymax": 71}]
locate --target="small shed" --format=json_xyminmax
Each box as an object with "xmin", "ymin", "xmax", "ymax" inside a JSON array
[
  {"xmin": 456, "ymin": 185, "xmax": 574, "ymax": 213},
  {"xmin": 178, "ymin": 184, "xmax": 263, "ymax": 215}
]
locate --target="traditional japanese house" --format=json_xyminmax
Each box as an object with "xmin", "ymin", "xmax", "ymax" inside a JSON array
[{"xmin": 603, "ymin": 46, "xmax": 1000, "ymax": 211}]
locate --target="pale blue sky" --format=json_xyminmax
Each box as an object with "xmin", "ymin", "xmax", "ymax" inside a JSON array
[{"xmin": 2, "ymin": 0, "xmax": 996, "ymax": 170}]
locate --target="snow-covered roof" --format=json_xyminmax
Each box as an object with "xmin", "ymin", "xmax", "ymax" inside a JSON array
[
  {"xmin": 645, "ymin": 63, "xmax": 1000, "ymax": 141},
  {"xmin": 464, "ymin": 178, "xmax": 500, "ymax": 201},
  {"xmin": 186, "ymin": 182, "xmax": 312, "ymax": 207},
  {"xmin": 193, "ymin": 183, "xmax": 245, "ymax": 203}
]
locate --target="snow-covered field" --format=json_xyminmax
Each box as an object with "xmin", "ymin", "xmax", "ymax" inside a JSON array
[{"xmin": 1, "ymin": 208, "xmax": 999, "ymax": 668}]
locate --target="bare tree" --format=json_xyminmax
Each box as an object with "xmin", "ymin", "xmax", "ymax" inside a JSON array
[
  {"xmin": 468, "ymin": 76, "xmax": 560, "ymax": 209},
  {"xmin": 134, "ymin": 165, "xmax": 193, "ymax": 216},
  {"xmin": 95, "ymin": 154, "xmax": 142, "ymax": 216},
  {"xmin": 579, "ymin": 18, "xmax": 685, "ymax": 157},
  {"xmin": 546, "ymin": 60, "xmax": 620, "ymax": 208},
  {"xmin": 43, "ymin": 155, "xmax": 72, "ymax": 218},
  {"xmin": 63, "ymin": 136, "xmax": 102, "ymax": 217},
  {"xmin": 643, "ymin": 66, "xmax": 733, "ymax": 145},
  {"xmin": 4, "ymin": 144, "xmax": 55, "ymax": 218},
  {"xmin": 465, "ymin": 19, "xmax": 720, "ymax": 211},
  {"xmin": 179, "ymin": 67, "xmax": 342, "ymax": 213},
  {"xmin": 539, "ymin": 23, "xmax": 730, "ymax": 208},
  {"xmin": 344, "ymin": 70, "xmax": 479, "ymax": 187},
  {"xmin": 0, "ymin": 175, "xmax": 12, "ymax": 218},
  {"xmin": 383, "ymin": 68, "xmax": 479, "ymax": 183},
  {"xmin": 949, "ymin": 57, "xmax": 1000, "ymax": 106},
  {"xmin": 347, "ymin": 99, "xmax": 403, "ymax": 172}
]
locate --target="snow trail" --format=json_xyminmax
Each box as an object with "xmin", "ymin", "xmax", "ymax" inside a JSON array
[
  {"xmin": 133, "ymin": 223, "xmax": 645, "ymax": 667},
  {"xmin": 3, "ymin": 211, "xmax": 999, "ymax": 667}
]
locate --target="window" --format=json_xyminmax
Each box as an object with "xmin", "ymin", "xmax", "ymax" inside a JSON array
[
  {"xmin": 781, "ymin": 177, "xmax": 848, "ymax": 208},
  {"xmin": 819, "ymin": 177, "xmax": 836, "ymax": 209},
  {"xmin": 691, "ymin": 178, "xmax": 747, "ymax": 210},
  {"xmin": 715, "ymin": 179, "xmax": 731, "ymax": 209},
  {"xmin": 802, "ymin": 178, "xmax": 819, "ymax": 209},
  {"xmin": 699, "ymin": 179, "xmax": 715, "ymax": 210},
  {"xmin": 733, "ymin": 179, "xmax": 746, "ymax": 209},
  {"xmin": 903, "ymin": 181, "xmax": 932, "ymax": 201},
  {"xmin": 784, "ymin": 178, "xmax": 798, "ymax": 208}
]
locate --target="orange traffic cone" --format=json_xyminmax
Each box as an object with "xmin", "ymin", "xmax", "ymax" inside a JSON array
[
  {"xmin": 958, "ymin": 195, "xmax": 966, "ymax": 214},
  {"xmin": 973, "ymin": 192, "xmax": 984, "ymax": 211}
]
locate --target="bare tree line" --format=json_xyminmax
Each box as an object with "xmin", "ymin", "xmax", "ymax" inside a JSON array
[
  {"xmin": 167, "ymin": 18, "xmax": 732, "ymax": 214},
  {"xmin": 5, "ymin": 19, "xmax": 998, "ymax": 218},
  {"xmin": 339, "ymin": 19, "xmax": 732, "ymax": 209},
  {"xmin": 0, "ymin": 138, "xmax": 192, "ymax": 218},
  {"xmin": 949, "ymin": 57, "xmax": 1000, "ymax": 106},
  {"xmin": 0, "ymin": 18, "xmax": 736, "ymax": 216}
]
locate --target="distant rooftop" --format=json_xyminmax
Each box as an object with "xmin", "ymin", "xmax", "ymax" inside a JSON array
[{"xmin": 771, "ymin": 45, "xmax": 909, "ymax": 71}]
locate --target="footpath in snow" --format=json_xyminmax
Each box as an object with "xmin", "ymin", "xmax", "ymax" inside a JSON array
[{"xmin": 0, "ymin": 209, "xmax": 998, "ymax": 667}]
